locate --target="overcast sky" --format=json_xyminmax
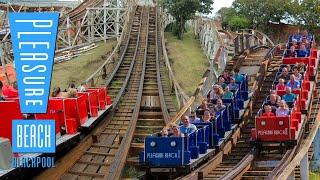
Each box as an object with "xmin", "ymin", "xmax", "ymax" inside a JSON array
[{"xmin": 211, "ymin": 0, "xmax": 234, "ymax": 15}]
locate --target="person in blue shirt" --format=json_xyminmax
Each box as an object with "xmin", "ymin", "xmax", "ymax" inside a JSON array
[
  {"xmin": 189, "ymin": 111, "xmax": 201, "ymax": 123},
  {"xmin": 282, "ymin": 87, "xmax": 296, "ymax": 102},
  {"xmin": 180, "ymin": 115, "xmax": 197, "ymax": 134},
  {"xmin": 287, "ymin": 75, "xmax": 300, "ymax": 90},
  {"xmin": 297, "ymin": 44, "xmax": 309, "ymax": 57},
  {"xmin": 228, "ymin": 77, "xmax": 239, "ymax": 90},
  {"xmin": 233, "ymin": 68, "xmax": 244, "ymax": 83}
]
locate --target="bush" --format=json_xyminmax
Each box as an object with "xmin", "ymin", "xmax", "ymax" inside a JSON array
[{"xmin": 229, "ymin": 16, "xmax": 251, "ymax": 31}]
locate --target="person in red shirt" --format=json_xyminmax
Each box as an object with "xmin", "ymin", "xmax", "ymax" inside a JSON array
[
  {"xmin": 262, "ymin": 105, "xmax": 275, "ymax": 117},
  {"xmin": 276, "ymin": 78, "xmax": 286, "ymax": 91}
]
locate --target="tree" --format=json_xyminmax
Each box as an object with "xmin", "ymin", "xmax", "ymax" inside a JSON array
[
  {"xmin": 229, "ymin": 16, "xmax": 250, "ymax": 31},
  {"xmin": 162, "ymin": 0, "xmax": 214, "ymax": 39},
  {"xmin": 216, "ymin": 7, "xmax": 237, "ymax": 30},
  {"xmin": 232, "ymin": 0, "xmax": 292, "ymax": 29},
  {"xmin": 293, "ymin": 0, "xmax": 320, "ymax": 32}
]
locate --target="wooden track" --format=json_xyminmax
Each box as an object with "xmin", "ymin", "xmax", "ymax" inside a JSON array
[{"xmin": 36, "ymin": 6, "xmax": 176, "ymax": 180}]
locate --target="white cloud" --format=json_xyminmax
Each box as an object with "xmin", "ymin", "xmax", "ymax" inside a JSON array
[{"xmin": 211, "ymin": 0, "xmax": 234, "ymax": 14}]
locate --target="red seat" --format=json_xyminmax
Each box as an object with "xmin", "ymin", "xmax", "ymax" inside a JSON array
[
  {"xmin": 77, "ymin": 95, "xmax": 88, "ymax": 125},
  {"xmin": 0, "ymin": 101, "xmax": 23, "ymax": 143},
  {"xmin": 88, "ymin": 88, "xmax": 107, "ymax": 110},
  {"xmin": 66, "ymin": 118, "xmax": 77, "ymax": 134},
  {"xmin": 64, "ymin": 98, "xmax": 81, "ymax": 134},
  {"xmin": 255, "ymin": 116, "xmax": 291, "ymax": 141},
  {"xmin": 88, "ymin": 91, "xmax": 99, "ymax": 117},
  {"xmin": 35, "ymin": 98, "xmax": 64, "ymax": 134}
]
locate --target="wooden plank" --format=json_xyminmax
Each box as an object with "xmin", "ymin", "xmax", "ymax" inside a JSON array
[
  {"xmin": 78, "ymin": 160, "xmax": 112, "ymax": 166},
  {"xmin": 68, "ymin": 170, "xmax": 104, "ymax": 178},
  {"xmin": 198, "ymin": 151, "xmax": 224, "ymax": 178},
  {"xmin": 85, "ymin": 151, "xmax": 116, "ymax": 156}
]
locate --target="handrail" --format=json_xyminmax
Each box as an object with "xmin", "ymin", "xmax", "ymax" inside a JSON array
[
  {"xmin": 276, "ymin": 113, "xmax": 320, "ymax": 179},
  {"xmin": 218, "ymin": 29, "xmax": 236, "ymax": 41},
  {"xmin": 159, "ymin": 15, "xmax": 189, "ymax": 108},
  {"xmin": 241, "ymin": 29, "xmax": 275, "ymax": 47},
  {"xmin": 84, "ymin": 4, "xmax": 135, "ymax": 86},
  {"xmin": 156, "ymin": 6, "xmax": 171, "ymax": 123}
]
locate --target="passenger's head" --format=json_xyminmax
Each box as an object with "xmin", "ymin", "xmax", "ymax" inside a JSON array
[
  {"xmin": 225, "ymin": 86, "xmax": 230, "ymax": 92},
  {"xmin": 201, "ymin": 100, "xmax": 208, "ymax": 108},
  {"xmin": 218, "ymin": 76, "xmax": 225, "ymax": 83},
  {"xmin": 68, "ymin": 83, "xmax": 76, "ymax": 89},
  {"xmin": 300, "ymin": 43, "xmax": 306, "ymax": 50},
  {"xmin": 190, "ymin": 111, "xmax": 197, "ymax": 120},
  {"xmin": 172, "ymin": 124, "xmax": 181, "ymax": 136},
  {"xmin": 292, "ymin": 39, "xmax": 297, "ymax": 45},
  {"xmin": 208, "ymin": 103, "xmax": 216, "ymax": 116},
  {"xmin": 213, "ymin": 84, "xmax": 220, "ymax": 93},
  {"xmin": 302, "ymin": 37, "xmax": 308, "ymax": 43},
  {"xmin": 223, "ymin": 70, "xmax": 229, "ymax": 77},
  {"xmin": 292, "ymin": 66, "xmax": 299, "ymax": 74},
  {"xmin": 270, "ymin": 94, "xmax": 277, "ymax": 102},
  {"xmin": 203, "ymin": 110, "xmax": 211, "ymax": 122},
  {"xmin": 181, "ymin": 115, "xmax": 190, "ymax": 127},
  {"xmin": 286, "ymin": 87, "xmax": 292, "ymax": 94},
  {"xmin": 234, "ymin": 68, "xmax": 240, "ymax": 74},
  {"xmin": 279, "ymin": 100, "xmax": 287, "ymax": 108},
  {"xmin": 52, "ymin": 87, "xmax": 61, "ymax": 97},
  {"xmin": 161, "ymin": 127, "xmax": 169, "ymax": 137},
  {"xmin": 264, "ymin": 105, "xmax": 272, "ymax": 113},
  {"xmin": 302, "ymin": 30, "xmax": 308, "ymax": 36},
  {"xmin": 230, "ymin": 77, "xmax": 235, "ymax": 83},
  {"xmin": 217, "ymin": 98, "xmax": 223, "ymax": 106},
  {"xmin": 290, "ymin": 74, "xmax": 296, "ymax": 81},
  {"xmin": 279, "ymin": 78, "xmax": 285, "ymax": 85},
  {"xmin": 67, "ymin": 88, "xmax": 77, "ymax": 98},
  {"xmin": 282, "ymin": 67, "xmax": 288, "ymax": 75}
]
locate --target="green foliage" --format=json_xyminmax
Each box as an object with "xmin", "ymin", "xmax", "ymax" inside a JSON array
[
  {"xmin": 217, "ymin": 0, "xmax": 320, "ymax": 33},
  {"xmin": 162, "ymin": 0, "xmax": 214, "ymax": 39},
  {"xmin": 216, "ymin": 7, "xmax": 251, "ymax": 30},
  {"xmin": 232, "ymin": 0, "xmax": 292, "ymax": 29},
  {"xmin": 217, "ymin": 7, "xmax": 237, "ymax": 30},
  {"xmin": 229, "ymin": 16, "xmax": 251, "ymax": 31},
  {"xmin": 292, "ymin": 0, "xmax": 320, "ymax": 31}
]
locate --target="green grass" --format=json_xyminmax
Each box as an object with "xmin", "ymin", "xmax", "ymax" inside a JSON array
[
  {"xmin": 51, "ymin": 39, "xmax": 117, "ymax": 90},
  {"xmin": 123, "ymin": 166, "xmax": 145, "ymax": 178},
  {"xmin": 165, "ymin": 30, "xmax": 209, "ymax": 96},
  {"xmin": 310, "ymin": 171, "xmax": 320, "ymax": 180}
]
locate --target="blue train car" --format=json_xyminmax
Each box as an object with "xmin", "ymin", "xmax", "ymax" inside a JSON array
[{"xmin": 140, "ymin": 73, "xmax": 251, "ymax": 177}]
